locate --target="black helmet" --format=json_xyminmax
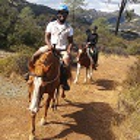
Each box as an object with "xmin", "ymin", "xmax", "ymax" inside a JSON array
[
  {"xmin": 86, "ymin": 29, "xmax": 91, "ymax": 33},
  {"xmin": 93, "ymin": 26, "xmax": 98, "ymax": 30}
]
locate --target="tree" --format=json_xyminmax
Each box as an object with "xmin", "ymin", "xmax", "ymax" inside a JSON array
[
  {"xmin": 125, "ymin": 9, "xmax": 134, "ymax": 22},
  {"xmin": 0, "ymin": 0, "xmax": 18, "ymax": 48},
  {"xmin": 115, "ymin": 0, "xmax": 127, "ymax": 35},
  {"xmin": 9, "ymin": 7, "xmax": 43, "ymax": 48},
  {"xmin": 108, "ymin": 0, "xmax": 140, "ymax": 35},
  {"xmin": 116, "ymin": 0, "xmax": 140, "ymax": 35},
  {"xmin": 63, "ymin": 0, "xmax": 86, "ymax": 27}
]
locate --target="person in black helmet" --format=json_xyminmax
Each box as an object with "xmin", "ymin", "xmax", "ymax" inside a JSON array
[{"xmin": 86, "ymin": 26, "xmax": 99, "ymax": 70}]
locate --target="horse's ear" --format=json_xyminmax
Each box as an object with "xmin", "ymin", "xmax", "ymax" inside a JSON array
[{"xmin": 28, "ymin": 60, "xmax": 35, "ymax": 72}]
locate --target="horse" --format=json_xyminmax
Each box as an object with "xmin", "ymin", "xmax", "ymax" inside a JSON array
[
  {"xmin": 27, "ymin": 50, "xmax": 61, "ymax": 140},
  {"xmin": 74, "ymin": 44, "xmax": 95, "ymax": 84}
]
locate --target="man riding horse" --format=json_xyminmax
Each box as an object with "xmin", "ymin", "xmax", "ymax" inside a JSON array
[
  {"xmin": 26, "ymin": 5, "xmax": 73, "ymax": 140},
  {"xmin": 29, "ymin": 4, "xmax": 73, "ymax": 91}
]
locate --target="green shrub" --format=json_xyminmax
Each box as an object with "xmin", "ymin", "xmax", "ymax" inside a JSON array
[
  {"xmin": 0, "ymin": 53, "xmax": 31, "ymax": 76},
  {"xmin": 125, "ymin": 56, "xmax": 140, "ymax": 86},
  {"xmin": 119, "ymin": 57, "xmax": 140, "ymax": 135},
  {"xmin": 9, "ymin": 44, "xmax": 35, "ymax": 54},
  {"xmin": 126, "ymin": 39, "xmax": 140, "ymax": 55}
]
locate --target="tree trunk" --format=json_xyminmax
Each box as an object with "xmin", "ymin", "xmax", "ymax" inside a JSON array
[{"xmin": 115, "ymin": 0, "xmax": 127, "ymax": 35}]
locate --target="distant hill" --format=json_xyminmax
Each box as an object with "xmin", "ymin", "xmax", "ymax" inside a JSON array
[
  {"xmin": 8, "ymin": 0, "xmax": 56, "ymax": 16},
  {"xmin": 7, "ymin": 0, "xmax": 140, "ymax": 32},
  {"xmin": 75, "ymin": 7, "xmax": 140, "ymax": 37}
]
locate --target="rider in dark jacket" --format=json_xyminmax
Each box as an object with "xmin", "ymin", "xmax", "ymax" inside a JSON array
[{"xmin": 86, "ymin": 26, "xmax": 99, "ymax": 69}]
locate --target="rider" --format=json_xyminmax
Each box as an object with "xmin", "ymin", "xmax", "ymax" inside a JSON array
[
  {"xmin": 86, "ymin": 26, "xmax": 99, "ymax": 70},
  {"xmin": 30, "ymin": 4, "xmax": 73, "ymax": 90}
]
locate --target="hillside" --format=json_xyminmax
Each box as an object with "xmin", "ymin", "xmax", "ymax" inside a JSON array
[
  {"xmin": 0, "ymin": 53, "xmax": 138, "ymax": 140},
  {"xmin": 7, "ymin": 0, "xmax": 56, "ymax": 15}
]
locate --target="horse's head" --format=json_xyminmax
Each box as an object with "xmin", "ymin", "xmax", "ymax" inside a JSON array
[
  {"xmin": 77, "ymin": 44, "xmax": 90, "ymax": 68},
  {"xmin": 77, "ymin": 44, "xmax": 87, "ymax": 60},
  {"xmin": 29, "ymin": 50, "xmax": 60, "ymax": 113}
]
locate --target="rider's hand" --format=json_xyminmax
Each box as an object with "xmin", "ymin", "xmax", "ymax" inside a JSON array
[
  {"xmin": 30, "ymin": 56, "xmax": 35, "ymax": 64},
  {"xmin": 67, "ymin": 49, "xmax": 71, "ymax": 54},
  {"xmin": 47, "ymin": 45, "xmax": 53, "ymax": 51}
]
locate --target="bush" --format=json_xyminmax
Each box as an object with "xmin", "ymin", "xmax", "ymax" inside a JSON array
[
  {"xmin": 119, "ymin": 57, "xmax": 140, "ymax": 136},
  {"xmin": 125, "ymin": 56, "xmax": 140, "ymax": 86},
  {"xmin": 126, "ymin": 39, "xmax": 140, "ymax": 55},
  {"xmin": 0, "ymin": 52, "xmax": 31, "ymax": 76},
  {"xmin": 9, "ymin": 44, "xmax": 35, "ymax": 53}
]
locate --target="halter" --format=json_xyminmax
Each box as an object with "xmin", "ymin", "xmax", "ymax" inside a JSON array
[{"xmin": 29, "ymin": 65, "xmax": 60, "ymax": 84}]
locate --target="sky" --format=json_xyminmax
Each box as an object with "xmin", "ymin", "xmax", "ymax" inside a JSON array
[{"xmin": 26, "ymin": 0, "xmax": 140, "ymax": 16}]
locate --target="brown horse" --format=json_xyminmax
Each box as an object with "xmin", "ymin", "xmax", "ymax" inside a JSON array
[
  {"xmin": 74, "ymin": 44, "xmax": 95, "ymax": 84},
  {"xmin": 28, "ymin": 50, "xmax": 61, "ymax": 140}
]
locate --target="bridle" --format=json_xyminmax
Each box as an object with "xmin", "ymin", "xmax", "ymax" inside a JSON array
[{"xmin": 29, "ymin": 51, "xmax": 61, "ymax": 84}]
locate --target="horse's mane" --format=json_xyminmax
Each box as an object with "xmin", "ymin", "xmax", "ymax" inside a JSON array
[{"xmin": 28, "ymin": 51, "xmax": 57, "ymax": 76}]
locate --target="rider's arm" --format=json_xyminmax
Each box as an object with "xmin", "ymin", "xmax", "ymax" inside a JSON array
[
  {"xmin": 45, "ymin": 32, "xmax": 52, "ymax": 50},
  {"xmin": 45, "ymin": 21, "xmax": 53, "ymax": 50}
]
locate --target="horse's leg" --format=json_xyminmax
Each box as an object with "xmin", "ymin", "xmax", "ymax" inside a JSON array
[
  {"xmin": 89, "ymin": 65, "xmax": 93, "ymax": 81},
  {"xmin": 29, "ymin": 112, "xmax": 36, "ymax": 140},
  {"xmin": 51, "ymin": 88, "xmax": 59, "ymax": 111},
  {"xmin": 56, "ymin": 87, "xmax": 60, "ymax": 107},
  {"xmin": 28, "ymin": 84, "xmax": 33, "ymax": 103},
  {"xmin": 40, "ymin": 94, "xmax": 52, "ymax": 125},
  {"xmin": 84, "ymin": 67, "xmax": 88, "ymax": 83},
  {"xmin": 28, "ymin": 91, "xmax": 32, "ymax": 103},
  {"xmin": 74, "ymin": 63, "xmax": 81, "ymax": 84},
  {"xmin": 61, "ymin": 88, "xmax": 65, "ymax": 98}
]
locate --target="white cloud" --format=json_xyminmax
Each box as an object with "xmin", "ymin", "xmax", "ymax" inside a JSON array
[
  {"xmin": 26, "ymin": 0, "xmax": 62, "ymax": 9},
  {"xmin": 26, "ymin": 0, "xmax": 140, "ymax": 15}
]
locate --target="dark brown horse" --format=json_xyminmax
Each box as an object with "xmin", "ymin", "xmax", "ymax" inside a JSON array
[
  {"xmin": 28, "ymin": 50, "xmax": 61, "ymax": 140},
  {"xmin": 74, "ymin": 44, "xmax": 95, "ymax": 84}
]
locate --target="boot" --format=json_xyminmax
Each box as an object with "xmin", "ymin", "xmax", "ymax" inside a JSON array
[
  {"xmin": 61, "ymin": 77, "xmax": 70, "ymax": 91},
  {"xmin": 60, "ymin": 64, "xmax": 70, "ymax": 91}
]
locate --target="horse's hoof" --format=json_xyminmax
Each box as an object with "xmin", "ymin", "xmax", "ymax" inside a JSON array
[
  {"xmin": 90, "ymin": 79, "xmax": 95, "ymax": 84},
  {"xmin": 29, "ymin": 134, "xmax": 36, "ymax": 140},
  {"xmin": 51, "ymin": 104, "xmax": 57, "ymax": 111},
  {"xmin": 40, "ymin": 118, "xmax": 46, "ymax": 125}
]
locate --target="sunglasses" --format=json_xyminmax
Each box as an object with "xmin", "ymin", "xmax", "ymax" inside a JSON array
[{"xmin": 58, "ymin": 11, "xmax": 68, "ymax": 16}]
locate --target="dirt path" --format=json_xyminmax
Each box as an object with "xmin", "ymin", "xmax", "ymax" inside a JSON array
[{"xmin": 0, "ymin": 54, "xmax": 137, "ymax": 140}]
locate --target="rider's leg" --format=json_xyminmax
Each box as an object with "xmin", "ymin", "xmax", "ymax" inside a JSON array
[
  {"xmin": 87, "ymin": 48, "xmax": 97, "ymax": 70},
  {"xmin": 93, "ymin": 47, "xmax": 99, "ymax": 67},
  {"xmin": 60, "ymin": 51, "xmax": 71, "ymax": 91},
  {"xmin": 87, "ymin": 48, "xmax": 94, "ymax": 65}
]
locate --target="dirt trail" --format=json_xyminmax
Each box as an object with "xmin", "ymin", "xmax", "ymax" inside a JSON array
[{"xmin": 0, "ymin": 54, "xmax": 137, "ymax": 140}]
